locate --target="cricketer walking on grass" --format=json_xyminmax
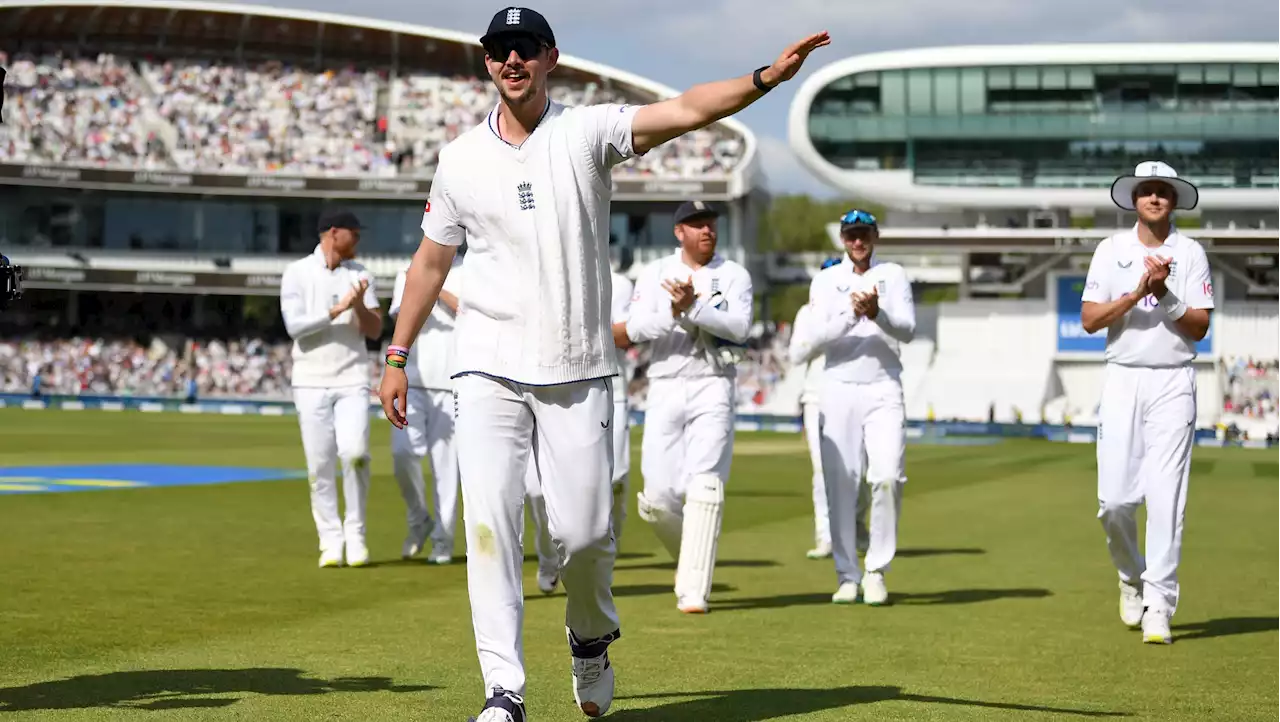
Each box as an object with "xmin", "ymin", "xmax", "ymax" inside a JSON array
[
  {"xmin": 625, "ymin": 200, "xmax": 754, "ymax": 615},
  {"xmin": 1081, "ymin": 161, "xmax": 1215, "ymax": 645},
  {"xmin": 795, "ymin": 209, "xmax": 915, "ymax": 607},
  {"xmin": 388, "ymin": 250, "xmax": 466, "ymax": 565},
  {"xmin": 279, "ymin": 209, "xmax": 383, "ymax": 569},
  {"xmin": 376, "ymin": 6, "xmax": 828, "ymax": 718}
]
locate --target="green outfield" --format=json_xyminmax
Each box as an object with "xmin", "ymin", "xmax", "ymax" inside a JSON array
[{"xmin": 0, "ymin": 408, "xmax": 1275, "ymax": 720}]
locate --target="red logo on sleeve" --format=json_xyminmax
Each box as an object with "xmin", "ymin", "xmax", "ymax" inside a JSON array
[
  {"xmin": 424, "ymin": 201, "xmax": 431, "ymax": 213},
  {"xmin": 1203, "ymin": 281, "xmax": 1213, "ymax": 297}
]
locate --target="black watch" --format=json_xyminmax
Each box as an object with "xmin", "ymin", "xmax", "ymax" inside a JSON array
[{"xmin": 753, "ymin": 66, "xmax": 774, "ymax": 93}]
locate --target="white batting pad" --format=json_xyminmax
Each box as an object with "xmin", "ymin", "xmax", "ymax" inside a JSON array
[
  {"xmin": 675, "ymin": 474, "xmax": 724, "ymax": 603},
  {"xmin": 637, "ymin": 491, "xmax": 683, "ymax": 559}
]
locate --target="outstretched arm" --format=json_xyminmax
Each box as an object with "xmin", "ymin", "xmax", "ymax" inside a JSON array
[{"xmin": 631, "ymin": 32, "xmax": 830, "ymax": 155}]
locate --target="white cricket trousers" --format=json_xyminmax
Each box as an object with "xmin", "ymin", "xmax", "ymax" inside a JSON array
[
  {"xmin": 1096, "ymin": 363, "xmax": 1196, "ymax": 616},
  {"xmin": 454, "ymin": 373, "xmax": 618, "ymax": 699},
  {"xmin": 819, "ymin": 378, "xmax": 905, "ymax": 585},
  {"xmin": 391, "ymin": 387, "xmax": 460, "ymax": 553},
  {"xmin": 803, "ymin": 401, "xmax": 830, "ymax": 548},
  {"xmin": 292, "ymin": 385, "xmax": 372, "ymax": 554},
  {"xmin": 640, "ymin": 376, "xmax": 734, "ymax": 517},
  {"xmin": 526, "ymin": 392, "xmax": 630, "ymax": 571}
]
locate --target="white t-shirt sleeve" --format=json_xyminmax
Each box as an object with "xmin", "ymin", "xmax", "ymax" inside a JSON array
[
  {"xmin": 1183, "ymin": 243, "xmax": 1216, "ymax": 310},
  {"xmin": 360, "ymin": 271, "xmax": 379, "ymax": 312},
  {"xmin": 1081, "ymin": 240, "xmax": 1113, "ymax": 304},
  {"xmin": 582, "ymin": 103, "xmax": 643, "ymax": 174},
  {"xmin": 420, "ymin": 152, "xmax": 466, "ymax": 247},
  {"xmin": 389, "ymin": 270, "xmax": 407, "ymax": 318}
]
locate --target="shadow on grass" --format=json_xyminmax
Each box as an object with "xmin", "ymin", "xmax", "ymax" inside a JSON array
[
  {"xmin": 617, "ymin": 559, "xmax": 780, "ymax": 572},
  {"xmin": 0, "ymin": 668, "xmax": 434, "ymax": 712},
  {"xmin": 610, "ymin": 686, "xmax": 1128, "ymax": 721},
  {"xmin": 896, "ymin": 547, "xmax": 986, "ymax": 558},
  {"xmin": 712, "ymin": 587, "xmax": 1052, "ymax": 612},
  {"xmin": 525, "ymin": 582, "xmax": 737, "ymax": 601},
  {"xmin": 1172, "ymin": 616, "xmax": 1278, "ymax": 642}
]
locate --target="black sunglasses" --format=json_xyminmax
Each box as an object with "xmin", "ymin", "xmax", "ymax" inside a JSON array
[{"xmin": 484, "ymin": 34, "xmax": 549, "ymax": 62}]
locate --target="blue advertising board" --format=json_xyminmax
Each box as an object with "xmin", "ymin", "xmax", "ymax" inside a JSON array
[{"xmin": 1055, "ymin": 274, "xmax": 1212, "ymax": 355}]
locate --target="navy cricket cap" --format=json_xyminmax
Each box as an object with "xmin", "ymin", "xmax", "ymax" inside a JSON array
[
  {"xmin": 481, "ymin": 7, "xmax": 556, "ymax": 47},
  {"xmin": 673, "ymin": 200, "xmax": 720, "ymax": 225},
  {"xmin": 316, "ymin": 208, "xmax": 362, "ymax": 234}
]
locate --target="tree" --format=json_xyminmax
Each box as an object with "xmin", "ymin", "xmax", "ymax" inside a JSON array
[{"xmin": 757, "ymin": 195, "xmax": 886, "ymax": 253}]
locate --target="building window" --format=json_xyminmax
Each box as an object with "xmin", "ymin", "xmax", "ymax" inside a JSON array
[
  {"xmin": 959, "ymin": 67, "xmax": 985, "ymax": 113},
  {"xmin": 934, "ymin": 68, "xmax": 959, "ymax": 114},
  {"xmin": 907, "ymin": 69, "xmax": 932, "ymax": 114},
  {"xmin": 881, "ymin": 70, "xmax": 905, "ymax": 115}
]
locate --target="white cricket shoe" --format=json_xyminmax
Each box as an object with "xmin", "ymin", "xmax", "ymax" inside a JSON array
[
  {"xmin": 401, "ymin": 524, "xmax": 430, "ymax": 560},
  {"xmin": 1142, "ymin": 608, "xmax": 1173, "ymax": 645},
  {"xmin": 469, "ymin": 687, "xmax": 526, "ymax": 722},
  {"xmin": 568, "ymin": 627, "xmax": 619, "ymax": 717},
  {"xmin": 677, "ymin": 595, "xmax": 708, "ymax": 614},
  {"xmin": 427, "ymin": 541, "xmax": 453, "ymax": 565},
  {"xmin": 538, "ymin": 568, "xmax": 560, "ymax": 595},
  {"xmin": 831, "ymin": 581, "xmax": 859, "ymax": 604},
  {"xmin": 1119, "ymin": 581, "xmax": 1144, "ymax": 628},
  {"xmin": 806, "ymin": 541, "xmax": 832, "ymax": 560},
  {"xmin": 318, "ymin": 548, "xmax": 344, "ymax": 568},
  {"xmin": 862, "ymin": 572, "xmax": 889, "ymax": 606},
  {"xmin": 345, "ymin": 540, "xmax": 370, "ymax": 568}
]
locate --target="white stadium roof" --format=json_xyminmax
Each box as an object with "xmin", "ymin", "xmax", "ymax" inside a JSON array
[
  {"xmin": 0, "ymin": 0, "xmax": 763, "ymax": 196},
  {"xmin": 788, "ymin": 43, "xmax": 1280, "ymax": 212}
]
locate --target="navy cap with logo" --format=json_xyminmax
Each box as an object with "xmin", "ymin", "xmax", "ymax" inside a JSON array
[
  {"xmin": 481, "ymin": 7, "xmax": 556, "ymax": 48},
  {"xmin": 316, "ymin": 208, "xmax": 363, "ymax": 235},
  {"xmin": 673, "ymin": 200, "xmax": 720, "ymax": 225}
]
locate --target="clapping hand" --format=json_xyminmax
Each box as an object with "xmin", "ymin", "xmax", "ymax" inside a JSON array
[
  {"xmin": 1144, "ymin": 255, "xmax": 1171, "ymax": 299},
  {"xmin": 664, "ymin": 277, "xmax": 696, "ymax": 316},
  {"xmin": 851, "ymin": 287, "xmax": 880, "ymax": 320}
]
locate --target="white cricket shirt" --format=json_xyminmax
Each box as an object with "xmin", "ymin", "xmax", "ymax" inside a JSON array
[
  {"xmin": 805, "ymin": 258, "xmax": 915, "ymax": 384},
  {"xmin": 420, "ymin": 99, "xmax": 640, "ymax": 386},
  {"xmin": 626, "ymin": 251, "xmax": 754, "ymax": 379},
  {"xmin": 280, "ymin": 245, "xmax": 379, "ymax": 388},
  {"xmin": 1081, "ymin": 224, "xmax": 1215, "ymax": 367},
  {"xmin": 611, "ymin": 270, "xmax": 634, "ymax": 399},
  {"xmin": 786, "ymin": 303, "xmax": 825, "ymax": 404},
  {"xmin": 390, "ymin": 254, "xmax": 465, "ymax": 391}
]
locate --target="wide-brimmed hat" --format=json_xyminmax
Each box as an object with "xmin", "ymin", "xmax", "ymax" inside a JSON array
[{"xmin": 1110, "ymin": 160, "xmax": 1198, "ymax": 211}]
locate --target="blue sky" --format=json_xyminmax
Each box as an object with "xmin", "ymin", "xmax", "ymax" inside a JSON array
[{"xmin": 36, "ymin": 0, "xmax": 1280, "ymax": 196}]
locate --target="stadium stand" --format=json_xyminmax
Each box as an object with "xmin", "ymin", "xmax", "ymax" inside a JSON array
[{"xmin": 1, "ymin": 50, "xmax": 747, "ymax": 179}]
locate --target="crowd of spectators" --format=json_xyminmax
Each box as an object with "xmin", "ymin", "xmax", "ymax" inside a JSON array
[
  {"xmin": 1, "ymin": 330, "xmax": 790, "ymax": 412},
  {"xmin": 2, "ymin": 52, "xmax": 747, "ymax": 179},
  {"xmin": 1220, "ymin": 356, "xmax": 1279, "ymax": 441}
]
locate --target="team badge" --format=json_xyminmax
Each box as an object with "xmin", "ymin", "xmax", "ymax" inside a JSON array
[{"xmin": 518, "ymin": 182, "xmax": 535, "ymax": 211}]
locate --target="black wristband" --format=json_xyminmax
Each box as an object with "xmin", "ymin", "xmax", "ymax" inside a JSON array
[{"xmin": 753, "ymin": 66, "xmax": 773, "ymax": 93}]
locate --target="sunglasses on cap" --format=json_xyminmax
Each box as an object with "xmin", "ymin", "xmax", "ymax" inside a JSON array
[
  {"xmin": 484, "ymin": 33, "xmax": 550, "ymax": 62},
  {"xmin": 839, "ymin": 210, "xmax": 878, "ymax": 227}
]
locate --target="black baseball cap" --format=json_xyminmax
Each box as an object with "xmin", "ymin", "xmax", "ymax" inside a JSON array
[
  {"xmin": 480, "ymin": 7, "xmax": 556, "ymax": 47},
  {"xmin": 673, "ymin": 200, "xmax": 720, "ymax": 225},
  {"xmin": 317, "ymin": 208, "xmax": 362, "ymax": 234}
]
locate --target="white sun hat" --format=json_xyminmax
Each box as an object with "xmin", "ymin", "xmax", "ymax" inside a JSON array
[{"xmin": 1110, "ymin": 160, "xmax": 1199, "ymax": 211}]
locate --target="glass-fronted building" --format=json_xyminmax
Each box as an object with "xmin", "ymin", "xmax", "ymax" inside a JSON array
[{"xmin": 789, "ymin": 44, "xmax": 1279, "ymax": 226}]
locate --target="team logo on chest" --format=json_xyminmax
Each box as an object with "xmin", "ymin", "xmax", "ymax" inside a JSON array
[{"xmin": 518, "ymin": 182, "xmax": 535, "ymax": 211}]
